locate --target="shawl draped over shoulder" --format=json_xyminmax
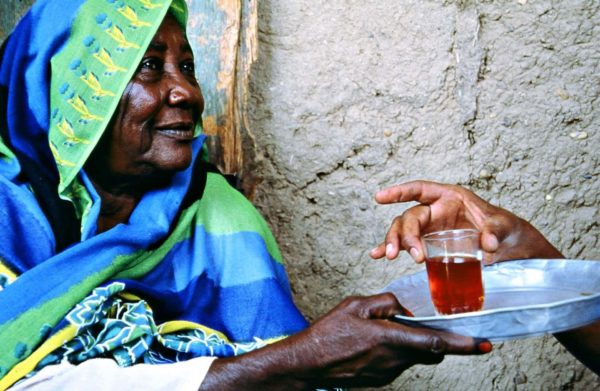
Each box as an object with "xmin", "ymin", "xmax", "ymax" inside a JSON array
[{"xmin": 0, "ymin": 0, "xmax": 307, "ymax": 388}]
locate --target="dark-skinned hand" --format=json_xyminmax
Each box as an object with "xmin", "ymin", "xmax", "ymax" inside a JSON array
[
  {"xmin": 200, "ymin": 293, "xmax": 491, "ymax": 390},
  {"xmin": 369, "ymin": 181, "xmax": 600, "ymax": 377},
  {"xmin": 369, "ymin": 180, "xmax": 563, "ymax": 264}
]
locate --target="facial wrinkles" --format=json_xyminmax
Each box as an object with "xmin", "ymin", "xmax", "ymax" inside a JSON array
[
  {"xmin": 137, "ymin": 85, "xmax": 161, "ymax": 158},
  {"xmin": 110, "ymin": 83, "xmax": 147, "ymax": 160},
  {"xmin": 119, "ymin": 77, "xmax": 163, "ymax": 159}
]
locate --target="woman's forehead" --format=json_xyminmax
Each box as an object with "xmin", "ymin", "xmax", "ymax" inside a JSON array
[{"xmin": 148, "ymin": 14, "xmax": 192, "ymax": 52}]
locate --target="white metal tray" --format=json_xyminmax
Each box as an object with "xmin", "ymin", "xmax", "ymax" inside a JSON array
[{"xmin": 381, "ymin": 259, "xmax": 600, "ymax": 341}]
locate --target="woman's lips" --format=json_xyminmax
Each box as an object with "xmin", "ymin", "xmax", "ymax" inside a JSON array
[{"xmin": 155, "ymin": 122, "xmax": 194, "ymax": 140}]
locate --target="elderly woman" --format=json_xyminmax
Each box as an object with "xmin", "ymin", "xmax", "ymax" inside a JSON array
[{"xmin": 0, "ymin": 1, "xmax": 489, "ymax": 390}]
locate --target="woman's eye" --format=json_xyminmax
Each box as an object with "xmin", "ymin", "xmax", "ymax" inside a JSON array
[
  {"xmin": 181, "ymin": 61, "xmax": 195, "ymax": 74},
  {"xmin": 139, "ymin": 58, "xmax": 162, "ymax": 71}
]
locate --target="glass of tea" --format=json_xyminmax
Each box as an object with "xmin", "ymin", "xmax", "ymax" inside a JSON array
[{"xmin": 422, "ymin": 229, "xmax": 484, "ymax": 315}]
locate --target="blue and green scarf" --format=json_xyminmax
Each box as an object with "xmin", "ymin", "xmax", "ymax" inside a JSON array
[{"xmin": 0, "ymin": 0, "xmax": 307, "ymax": 388}]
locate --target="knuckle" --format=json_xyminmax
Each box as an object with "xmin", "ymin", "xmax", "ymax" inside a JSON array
[
  {"xmin": 377, "ymin": 292, "xmax": 398, "ymax": 306},
  {"xmin": 448, "ymin": 184, "xmax": 466, "ymax": 198},
  {"xmin": 400, "ymin": 234, "xmax": 417, "ymax": 251},
  {"xmin": 400, "ymin": 236, "xmax": 412, "ymax": 249},
  {"xmin": 391, "ymin": 215, "xmax": 404, "ymax": 227},
  {"xmin": 340, "ymin": 295, "xmax": 362, "ymax": 308},
  {"xmin": 428, "ymin": 335, "xmax": 448, "ymax": 355},
  {"xmin": 380, "ymin": 291, "xmax": 396, "ymax": 301}
]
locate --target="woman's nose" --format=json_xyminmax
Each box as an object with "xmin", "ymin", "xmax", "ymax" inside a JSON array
[{"xmin": 167, "ymin": 73, "xmax": 202, "ymax": 109}]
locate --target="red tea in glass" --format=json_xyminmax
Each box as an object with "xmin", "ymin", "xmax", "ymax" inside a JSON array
[
  {"xmin": 425, "ymin": 255, "xmax": 484, "ymax": 315},
  {"xmin": 422, "ymin": 229, "xmax": 484, "ymax": 315}
]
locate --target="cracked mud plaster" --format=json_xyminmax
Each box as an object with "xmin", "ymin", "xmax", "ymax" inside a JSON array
[{"xmin": 245, "ymin": 1, "xmax": 599, "ymax": 390}]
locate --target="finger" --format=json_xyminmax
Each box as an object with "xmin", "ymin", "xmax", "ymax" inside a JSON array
[
  {"xmin": 388, "ymin": 325, "xmax": 491, "ymax": 356},
  {"xmin": 369, "ymin": 243, "xmax": 386, "ymax": 259},
  {"xmin": 353, "ymin": 293, "xmax": 407, "ymax": 319},
  {"xmin": 481, "ymin": 231, "xmax": 499, "ymax": 252},
  {"xmin": 383, "ymin": 216, "xmax": 403, "ymax": 260},
  {"xmin": 397, "ymin": 205, "xmax": 431, "ymax": 263},
  {"xmin": 375, "ymin": 180, "xmax": 447, "ymax": 205},
  {"xmin": 434, "ymin": 331, "xmax": 492, "ymax": 355},
  {"xmin": 481, "ymin": 213, "xmax": 515, "ymax": 253}
]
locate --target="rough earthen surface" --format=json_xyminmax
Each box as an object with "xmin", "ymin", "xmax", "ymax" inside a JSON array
[{"xmin": 246, "ymin": 1, "xmax": 599, "ymax": 389}]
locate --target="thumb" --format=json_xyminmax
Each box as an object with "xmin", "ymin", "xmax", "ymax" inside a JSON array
[
  {"xmin": 481, "ymin": 214, "xmax": 514, "ymax": 253},
  {"xmin": 360, "ymin": 293, "xmax": 412, "ymax": 319}
]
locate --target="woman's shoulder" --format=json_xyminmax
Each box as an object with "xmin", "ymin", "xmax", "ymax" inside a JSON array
[
  {"xmin": 187, "ymin": 171, "xmax": 283, "ymax": 262},
  {"xmin": 197, "ymin": 172, "xmax": 266, "ymax": 230}
]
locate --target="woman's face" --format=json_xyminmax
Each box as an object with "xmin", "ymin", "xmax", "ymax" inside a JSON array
[{"xmin": 87, "ymin": 14, "xmax": 204, "ymax": 185}]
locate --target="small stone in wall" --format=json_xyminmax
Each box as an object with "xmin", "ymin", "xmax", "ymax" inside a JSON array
[
  {"xmin": 514, "ymin": 371, "xmax": 528, "ymax": 385},
  {"xmin": 502, "ymin": 117, "xmax": 516, "ymax": 127},
  {"xmin": 568, "ymin": 131, "xmax": 588, "ymax": 140},
  {"xmin": 555, "ymin": 88, "xmax": 570, "ymax": 100},
  {"xmin": 479, "ymin": 169, "xmax": 493, "ymax": 180},
  {"xmin": 545, "ymin": 194, "xmax": 553, "ymax": 201}
]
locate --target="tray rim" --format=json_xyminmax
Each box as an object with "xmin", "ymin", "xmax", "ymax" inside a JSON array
[{"xmin": 387, "ymin": 258, "xmax": 600, "ymax": 321}]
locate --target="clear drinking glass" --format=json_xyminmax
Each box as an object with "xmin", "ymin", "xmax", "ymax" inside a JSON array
[{"xmin": 422, "ymin": 229, "xmax": 485, "ymax": 315}]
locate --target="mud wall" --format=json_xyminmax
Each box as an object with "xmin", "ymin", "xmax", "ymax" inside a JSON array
[{"xmin": 244, "ymin": 1, "xmax": 599, "ymax": 390}]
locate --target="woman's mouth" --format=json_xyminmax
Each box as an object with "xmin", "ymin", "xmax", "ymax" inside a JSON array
[{"xmin": 155, "ymin": 122, "xmax": 195, "ymax": 141}]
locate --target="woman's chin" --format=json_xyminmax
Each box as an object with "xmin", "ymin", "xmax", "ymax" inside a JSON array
[
  {"xmin": 148, "ymin": 146, "xmax": 193, "ymax": 172},
  {"xmin": 132, "ymin": 153, "xmax": 193, "ymax": 187},
  {"xmin": 153, "ymin": 157, "xmax": 193, "ymax": 176}
]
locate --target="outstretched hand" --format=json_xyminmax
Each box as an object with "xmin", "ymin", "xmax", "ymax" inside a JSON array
[
  {"xmin": 288, "ymin": 293, "xmax": 490, "ymax": 389},
  {"xmin": 202, "ymin": 293, "xmax": 491, "ymax": 390},
  {"xmin": 370, "ymin": 181, "xmax": 563, "ymax": 264}
]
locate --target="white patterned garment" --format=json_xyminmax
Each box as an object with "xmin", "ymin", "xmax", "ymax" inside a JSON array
[{"xmin": 9, "ymin": 357, "xmax": 216, "ymax": 391}]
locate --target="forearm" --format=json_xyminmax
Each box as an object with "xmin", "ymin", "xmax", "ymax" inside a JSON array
[
  {"xmin": 506, "ymin": 218, "xmax": 599, "ymax": 375},
  {"xmin": 518, "ymin": 221, "xmax": 598, "ymax": 374},
  {"xmin": 554, "ymin": 321, "xmax": 600, "ymax": 376},
  {"xmin": 518, "ymin": 222, "xmax": 599, "ymax": 375},
  {"xmin": 199, "ymin": 333, "xmax": 314, "ymax": 391}
]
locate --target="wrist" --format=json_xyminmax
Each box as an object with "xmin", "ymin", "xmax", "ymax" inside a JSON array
[
  {"xmin": 199, "ymin": 337, "xmax": 314, "ymax": 391},
  {"xmin": 518, "ymin": 218, "xmax": 564, "ymax": 259}
]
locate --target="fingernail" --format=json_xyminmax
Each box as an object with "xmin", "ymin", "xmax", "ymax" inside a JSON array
[
  {"xmin": 478, "ymin": 341, "xmax": 493, "ymax": 353},
  {"xmin": 386, "ymin": 243, "xmax": 394, "ymax": 258},
  {"xmin": 484, "ymin": 233, "xmax": 499, "ymax": 251},
  {"xmin": 409, "ymin": 247, "xmax": 420, "ymax": 260},
  {"xmin": 489, "ymin": 235, "xmax": 499, "ymax": 249}
]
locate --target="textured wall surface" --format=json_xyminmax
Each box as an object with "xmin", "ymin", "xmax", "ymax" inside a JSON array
[
  {"xmin": 0, "ymin": 1, "xmax": 32, "ymax": 39},
  {"xmin": 2, "ymin": 0, "xmax": 599, "ymax": 390},
  {"xmin": 245, "ymin": 0, "xmax": 599, "ymax": 390}
]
